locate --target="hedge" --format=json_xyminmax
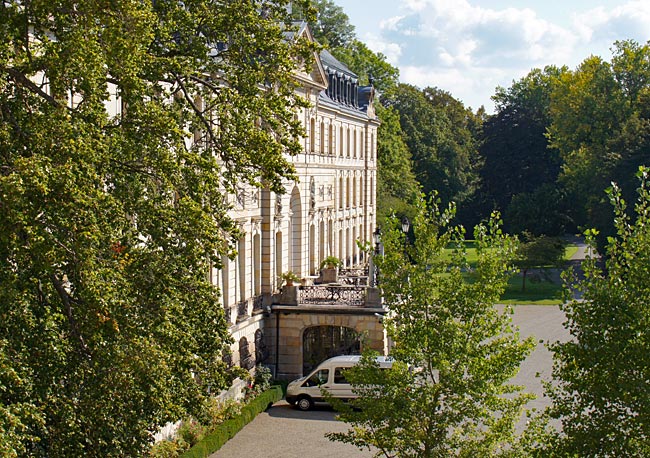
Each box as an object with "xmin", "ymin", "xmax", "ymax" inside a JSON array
[{"xmin": 180, "ymin": 385, "xmax": 283, "ymax": 458}]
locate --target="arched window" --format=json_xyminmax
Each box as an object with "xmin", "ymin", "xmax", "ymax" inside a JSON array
[
  {"xmin": 238, "ymin": 236, "xmax": 246, "ymax": 302},
  {"xmin": 255, "ymin": 329, "xmax": 268, "ymax": 364},
  {"xmin": 239, "ymin": 337, "xmax": 254, "ymax": 370},
  {"xmin": 222, "ymin": 349, "xmax": 233, "ymax": 368},
  {"xmin": 360, "ymin": 130, "xmax": 364, "ymax": 158}
]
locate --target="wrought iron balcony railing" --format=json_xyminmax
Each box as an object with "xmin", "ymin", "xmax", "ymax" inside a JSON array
[{"xmin": 298, "ymin": 284, "xmax": 366, "ymax": 307}]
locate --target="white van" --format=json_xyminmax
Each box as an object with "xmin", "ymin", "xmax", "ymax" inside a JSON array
[{"xmin": 285, "ymin": 355, "xmax": 394, "ymax": 411}]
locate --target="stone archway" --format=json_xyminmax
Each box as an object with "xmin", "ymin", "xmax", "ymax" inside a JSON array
[{"xmin": 302, "ymin": 325, "xmax": 361, "ymax": 375}]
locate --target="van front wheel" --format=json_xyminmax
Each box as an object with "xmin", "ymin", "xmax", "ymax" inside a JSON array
[{"xmin": 296, "ymin": 396, "xmax": 313, "ymax": 411}]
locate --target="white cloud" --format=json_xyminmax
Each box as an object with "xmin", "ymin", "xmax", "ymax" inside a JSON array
[
  {"xmin": 359, "ymin": 33, "xmax": 403, "ymax": 65},
  {"xmin": 348, "ymin": 0, "xmax": 650, "ymax": 112},
  {"xmin": 367, "ymin": 0, "xmax": 586, "ymax": 111},
  {"xmin": 399, "ymin": 64, "xmax": 516, "ymax": 112},
  {"xmin": 574, "ymin": 1, "xmax": 650, "ymax": 49}
]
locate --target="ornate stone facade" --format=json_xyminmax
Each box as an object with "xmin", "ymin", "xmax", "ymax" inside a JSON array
[{"xmin": 214, "ymin": 26, "xmax": 384, "ymax": 380}]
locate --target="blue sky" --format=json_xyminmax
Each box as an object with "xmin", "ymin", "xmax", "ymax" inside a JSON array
[{"xmin": 333, "ymin": 0, "xmax": 650, "ymax": 112}]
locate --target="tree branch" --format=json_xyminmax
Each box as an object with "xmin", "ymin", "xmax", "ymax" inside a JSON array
[
  {"xmin": 50, "ymin": 273, "xmax": 92, "ymax": 360},
  {"xmin": 2, "ymin": 66, "xmax": 63, "ymax": 109},
  {"xmin": 173, "ymin": 72, "xmax": 219, "ymax": 148}
]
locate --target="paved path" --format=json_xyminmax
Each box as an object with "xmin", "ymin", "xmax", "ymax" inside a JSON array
[
  {"xmin": 509, "ymin": 305, "xmax": 571, "ymax": 415},
  {"xmin": 210, "ymin": 305, "xmax": 569, "ymax": 458},
  {"xmin": 209, "ymin": 401, "xmax": 375, "ymax": 458}
]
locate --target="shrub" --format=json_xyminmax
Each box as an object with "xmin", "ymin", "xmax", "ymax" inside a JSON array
[
  {"xmin": 148, "ymin": 439, "xmax": 185, "ymax": 458},
  {"xmin": 196, "ymin": 397, "xmax": 241, "ymax": 430},
  {"xmin": 176, "ymin": 419, "xmax": 205, "ymax": 448}
]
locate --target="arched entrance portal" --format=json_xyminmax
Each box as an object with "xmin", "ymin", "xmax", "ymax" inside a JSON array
[{"xmin": 302, "ymin": 326, "xmax": 361, "ymax": 375}]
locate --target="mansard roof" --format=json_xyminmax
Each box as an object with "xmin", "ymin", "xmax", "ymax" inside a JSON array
[
  {"xmin": 318, "ymin": 49, "xmax": 375, "ymax": 118},
  {"xmin": 320, "ymin": 49, "xmax": 356, "ymax": 81}
]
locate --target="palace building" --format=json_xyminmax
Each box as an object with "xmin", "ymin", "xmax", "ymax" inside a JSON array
[{"xmin": 215, "ymin": 24, "xmax": 386, "ymax": 386}]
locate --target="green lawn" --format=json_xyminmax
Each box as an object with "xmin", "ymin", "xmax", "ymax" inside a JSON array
[
  {"xmin": 500, "ymin": 275, "xmax": 564, "ymax": 305},
  {"xmin": 440, "ymin": 240, "xmax": 578, "ymax": 305}
]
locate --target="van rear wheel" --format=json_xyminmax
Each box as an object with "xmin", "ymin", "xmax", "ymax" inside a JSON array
[{"xmin": 296, "ymin": 396, "xmax": 313, "ymax": 411}]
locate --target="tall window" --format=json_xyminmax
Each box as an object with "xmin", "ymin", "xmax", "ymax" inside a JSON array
[
  {"xmin": 238, "ymin": 236, "xmax": 246, "ymax": 302},
  {"xmin": 310, "ymin": 118, "xmax": 316, "ymax": 152},
  {"xmin": 346, "ymin": 128, "xmax": 350, "ymax": 157},
  {"xmin": 328, "ymin": 123, "xmax": 333, "ymax": 155},
  {"xmin": 346, "ymin": 176, "xmax": 351, "ymax": 208},
  {"xmin": 359, "ymin": 176, "xmax": 364, "ymax": 206},
  {"xmin": 339, "ymin": 126, "xmax": 344, "ymax": 156},
  {"xmin": 320, "ymin": 121, "xmax": 325, "ymax": 154},
  {"xmin": 360, "ymin": 130, "xmax": 364, "ymax": 159}
]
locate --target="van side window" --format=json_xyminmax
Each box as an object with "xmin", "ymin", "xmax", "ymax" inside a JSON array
[
  {"xmin": 303, "ymin": 369, "xmax": 329, "ymax": 387},
  {"xmin": 334, "ymin": 368, "xmax": 347, "ymax": 384}
]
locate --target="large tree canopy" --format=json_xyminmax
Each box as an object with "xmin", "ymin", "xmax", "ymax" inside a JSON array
[
  {"xmin": 548, "ymin": 40, "xmax": 650, "ymax": 242},
  {"xmin": 298, "ymin": 0, "xmax": 355, "ymax": 49},
  {"xmin": 330, "ymin": 39, "xmax": 399, "ymax": 93},
  {"xmin": 0, "ymin": 0, "xmax": 314, "ymax": 456},
  {"xmin": 479, "ymin": 66, "xmax": 565, "ymax": 234},
  {"xmin": 542, "ymin": 170, "xmax": 650, "ymax": 456},
  {"xmin": 383, "ymin": 84, "xmax": 480, "ymax": 211}
]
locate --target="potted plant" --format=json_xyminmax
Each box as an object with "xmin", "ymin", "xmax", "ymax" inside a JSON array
[
  {"xmin": 280, "ymin": 271, "xmax": 301, "ymax": 287},
  {"xmin": 320, "ymin": 255, "xmax": 342, "ymax": 270},
  {"xmin": 319, "ymin": 256, "xmax": 342, "ymax": 283}
]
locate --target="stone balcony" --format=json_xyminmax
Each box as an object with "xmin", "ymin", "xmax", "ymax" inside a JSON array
[{"xmin": 273, "ymin": 267, "xmax": 382, "ymax": 310}]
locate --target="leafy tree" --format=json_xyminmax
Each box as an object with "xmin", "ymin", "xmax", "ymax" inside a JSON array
[
  {"xmin": 375, "ymin": 104, "xmax": 420, "ymax": 224},
  {"xmin": 479, "ymin": 67, "xmax": 564, "ymax": 228},
  {"xmin": 383, "ymin": 84, "xmax": 480, "ymax": 210},
  {"xmin": 505, "ymin": 184, "xmax": 571, "ymax": 236},
  {"xmin": 296, "ymin": 0, "xmax": 355, "ymax": 48},
  {"xmin": 545, "ymin": 41, "xmax": 650, "ymax": 247},
  {"xmin": 330, "ymin": 39, "xmax": 399, "ymax": 92},
  {"xmin": 328, "ymin": 198, "xmax": 535, "ymax": 456},
  {"xmin": 514, "ymin": 232, "xmax": 566, "ymax": 292},
  {"xmin": 0, "ymin": 0, "xmax": 314, "ymax": 456},
  {"xmin": 543, "ymin": 169, "xmax": 650, "ymax": 456}
]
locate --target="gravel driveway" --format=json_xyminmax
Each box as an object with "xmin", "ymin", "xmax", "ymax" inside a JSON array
[{"xmin": 210, "ymin": 305, "xmax": 570, "ymax": 458}]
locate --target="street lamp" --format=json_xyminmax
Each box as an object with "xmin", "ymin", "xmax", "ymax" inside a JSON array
[
  {"xmin": 401, "ymin": 216, "xmax": 410, "ymax": 264},
  {"xmin": 401, "ymin": 216, "xmax": 410, "ymax": 235},
  {"xmin": 370, "ymin": 226, "xmax": 382, "ymax": 287},
  {"xmin": 373, "ymin": 226, "xmax": 382, "ymax": 249}
]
